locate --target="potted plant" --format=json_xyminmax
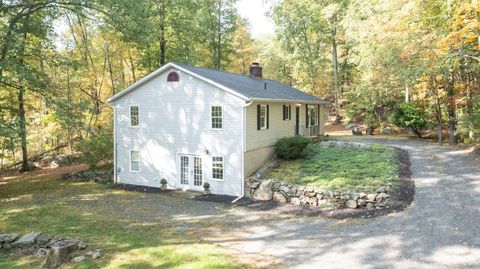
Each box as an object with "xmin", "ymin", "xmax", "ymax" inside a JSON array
[
  {"xmin": 160, "ymin": 178, "xmax": 168, "ymax": 191},
  {"xmin": 203, "ymin": 182, "xmax": 210, "ymax": 195}
]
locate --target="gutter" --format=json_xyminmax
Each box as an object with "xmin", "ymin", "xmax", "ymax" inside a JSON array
[{"xmin": 234, "ymin": 99, "xmax": 254, "ymax": 204}]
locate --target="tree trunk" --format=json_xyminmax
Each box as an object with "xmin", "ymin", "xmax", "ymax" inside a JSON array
[
  {"xmin": 446, "ymin": 72, "xmax": 457, "ymax": 145},
  {"xmin": 331, "ymin": 24, "xmax": 340, "ymax": 124},
  {"xmin": 17, "ymin": 16, "xmax": 30, "ymax": 172},
  {"xmin": 435, "ymin": 100, "xmax": 443, "ymax": 145},
  {"xmin": 215, "ymin": 0, "xmax": 222, "ymax": 69}
]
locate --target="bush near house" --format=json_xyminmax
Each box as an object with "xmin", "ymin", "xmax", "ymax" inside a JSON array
[{"xmin": 274, "ymin": 136, "xmax": 311, "ymax": 160}]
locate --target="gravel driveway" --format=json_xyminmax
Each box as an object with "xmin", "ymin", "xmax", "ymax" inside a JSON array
[{"xmin": 217, "ymin": 137, "xmax": 480, "ymax": 269}]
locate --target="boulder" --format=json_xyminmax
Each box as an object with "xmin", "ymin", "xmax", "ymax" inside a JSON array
[
  {"xmin": 378, "ymin": 193, "xmax": 390, "ymax": 199},
  {"xmin": 12, "ymin": 232, "xmax": 41, "ymax": 248},
  {"xmin": 366, "ymin": 194, "xmax": 377, "ymax": 202},
  {"xmin": 36, "ymin": 233, "xmax": 52, "ymax": 246},
  {"xmin": 380, "ymin": 127, "xmax": 395, "ymax": 135},
  {"xmin": 72, "ymin": 256, "xmax": 86, "ymax": 263},
  {"xmin": 36, "ymin": 248, "xmax": 48, "ymax": 257},
  {"xmin": 0, "ymin": 233, "xmax": 20, "ymax": 243},
  {"xmin": 77, "ymin": 241, "xmax": 88, "ymax": 250},
  {"xmin": 306, "ymin": 197, "xmax": 318, "ymax": 206},
  {"xmin": 375, "ymin": 186, "xmax": 387, "ymax": 193},
  {"xmin": 290, "ymin": 197, "xmax": 301, "ymax": 206},
  {"xmin": 92, "ymin": 249, "xmax": 102, "ymax": 259},
  {"xmin": 346, "ymin": 199, "xmax": 358, "ymax": 209},
  {"xmin": 273, "ymin": 191, "xmax": 288, "ymax": 203},
  {"xmin": 252, "ymin": 180, "xmax": 273, "ymax": 201},
  {"xmin": 366, "ymin": 203, "xmax": 374, "ymax": 210},
  {"xmin": 246, "ymin": 179, "xmax": 261, "ymax": 189},
  {"xmin": 42, "ymin": 240, "xmax": 78, "ymax": 269}
]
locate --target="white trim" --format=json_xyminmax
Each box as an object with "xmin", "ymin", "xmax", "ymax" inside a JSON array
[
  {"xmin": 210, "ymin": 105, "xmax": 223, "ymax": 130},
  {"xmin": 283, "ymin": 104, "xmax": 292, "ymax": 121},
  {"xmin": 113, "ymin": 106, "xmax": 117, "ymax": 183},
  {"xmin": 259, "ymin": 104, "xmax": 267, "ymax": 130},
  {"xmin": 130, "ymin": 150, "xmax": 140, "ymax": 172},
  {"xmin": 211, "ymin": 156, "xmax": 224, "ymax": 181},
  {"xmin": 250, "ymin": 98, "xmax": 328, "ymax": 104},
  {"xmin": 129, "ymin": 105, "xmax": 139, "ymax": 127}
]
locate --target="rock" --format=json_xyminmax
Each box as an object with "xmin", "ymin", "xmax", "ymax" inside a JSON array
[
  {"xmin": 273, "ymin": 191, "xmax": 288, "ymax": 203},
  {"xmin": 366, "ymin": 194, "xmax": 377, "ymax": 202},
  {"xmin": 344, "ymin": 123, "xmax": 356, "ymax": 129},
  {"xmin": 375, "ymin": 187, "xmax": 387, "ymax": 193},
  {"xmin": 346, "ymin": 199, "xmax": 358, "ymax": 209},
  {"xmin": 305, "ymin": 191, "xmax": 316, "ymax": 197},
  {"xmin": 279, "ymin": 185, "xmax": 290, "ymax": 194},
  {"xmin": 72, "ymin": 256, "xmax": 86, "ymax": 263},
  {"xmin": 357, "ymin": 199, "xmax": 366, "ymax": 205},
  {"xmin": 366, "ymin": 203, "xmax": 374, "ymax": 210},
  {"xmin": 36, "ymin": 248, "xmax": 48, "ymax": 257},
  {"xmin": 306, "ymin": 197, "xmax": 318, "ymax": 206},
  {"xmin": 252, "ymin": 180, "xmax": 273, "ymax": 201},
  {"xmin": 36, "ymin": 233, "xmax": 52, "ymax": 245},
  {"xmin": 317, "ymin": 199, "xmax": 329, "ymax": 206},
  {"xmin": 92, "ymin": 249, "xmax": 102, "ymax": 259},
  {"xmin": 1, "ymin": 233, "xmax": 20, "ymax": 243},
  {"xmin": 244, "ymin": 187, "xmax": 252, "ymax": 198},
  {"xmin": 246, "ymin": 179, "xmax": 260, "ymax": 189},
  {"xmin": 350, "ymin": 193, "xmax": 359, "ymax": 201},
  {"xmin": 12, "ymin": 232, "xmax": 41, "ymax": 248},
  {"xmin": 316, "ymin": 193, "xmax": 324, "ymax": 200},
  {"xmin": 358, "ymin": 192, "xmax": 367, "ymax": 199},
  {"xmin": 290, "ymin": 197, "xmax": 301, "ymax": 206},
  {"xmin": 77, "ymin": 241, "xmax": 88, "ymax": 250},
  {"xmin": 378, "ymin": 193, "xmax": 390, "ymax": 199},
  {"xmin": 42, "ymin": 240, "xmax": 79, "ymax": 269},
  {"xmin": 340, "ymin": 195, "xmax": 350, "ymax": 200},
  {"xmin": 272, "ymin": 181, "xmax": 281, "ymax": 190},
  {"xmin": 380, "ymin": 127, "xmax": 395, "ymax": 135}
]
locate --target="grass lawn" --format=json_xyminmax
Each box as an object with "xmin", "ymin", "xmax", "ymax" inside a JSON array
[
  {"xmin": 262, "ymin": 144, "xmax": 398, "ymax": 192},
  {"xmin": 0, "ymin": 166, "xmax": 250, "ymax": 269}
]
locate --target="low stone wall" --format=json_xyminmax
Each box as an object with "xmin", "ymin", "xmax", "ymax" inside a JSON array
[
  {"xmin": 62, "ymin": 170, "xmax": 113, "ymax": 184},
  {"xmin": 245, "ymin": 178, "xmax": 391, "ymax": 209},
  {"xmin": 0, "ymin": 231, "xmax": 102, "ymax": 268}
]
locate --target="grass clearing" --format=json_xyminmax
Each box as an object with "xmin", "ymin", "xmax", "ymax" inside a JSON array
[
  {"xmin": 0, "ymin": 169, "xmax": 249, "ymax": 269},
  {"xmin": 263, "ymin": 143, "xmax": 398, "ymax": 192}
]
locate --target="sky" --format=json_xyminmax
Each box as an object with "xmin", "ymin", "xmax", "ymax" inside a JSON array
[{"xmin": 236, "ymin": 0, "xmax": 278, "ymax": 38}]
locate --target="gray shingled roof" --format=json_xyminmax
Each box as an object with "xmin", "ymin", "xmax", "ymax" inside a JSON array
[{"xmin": 174, "ymin": 63, "xmax": 324, "ymax": 103}]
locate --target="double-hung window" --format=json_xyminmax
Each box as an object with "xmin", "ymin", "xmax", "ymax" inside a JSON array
[
  {"xmin": 130, "ymin": 150, "xmax": 140, "ymax": 172},
  {"xmin": 211, "ymin": 106, "xmax": 223, "ymax": 129},
  {"xmin": 130, "ymin": 106, "xmax": 139, "ymax": 127},
  {"xmin": 212, "ymin": 156, "xmax": 224, "ymax": 180},
  {"xmin": 259, "ymin": 105, "xmax": 267, "ymax": 129}
]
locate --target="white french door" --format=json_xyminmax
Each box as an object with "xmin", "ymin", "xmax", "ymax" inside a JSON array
[{"xmin": 179, "ymin": 155, "xmax": 203, "ymax": 190}]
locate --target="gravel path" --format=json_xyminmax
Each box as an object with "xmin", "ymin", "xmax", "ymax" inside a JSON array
[{"xmin": 218, "ymin": 137, "xmax": 480, "ymax": 269}]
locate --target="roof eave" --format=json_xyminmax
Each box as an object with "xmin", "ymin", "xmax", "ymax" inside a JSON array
[{"xmin": 249, "ymin": 98, "xmax": 329, "ymax": 104}]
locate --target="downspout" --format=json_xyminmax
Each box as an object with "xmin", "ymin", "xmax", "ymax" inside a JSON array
[
  {"xmin": 113, "ymin": 105, "xmax": 118, "ymax": 183},
  {"xmin": 233, "ymin": 99, "xmax": 253, "ymax": 204}
]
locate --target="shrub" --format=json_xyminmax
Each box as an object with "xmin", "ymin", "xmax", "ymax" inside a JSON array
[
  {"xmin": 203, "ymin": 182, "xmax": 210, "ymax": 190},
  {"xmin": 274, "ymin": 136, "xmax": 311, "ymax": 160},
  {"xmin": 160, "ymin": 178, "xmax": 168, "ymax": 187},
  {"xmin": 76, "ymin": 130, "xmax": 113, "ymax": 168},
  {"xmin": 390, "ymin": 103, "xmax": 428, "ymax": 137}
]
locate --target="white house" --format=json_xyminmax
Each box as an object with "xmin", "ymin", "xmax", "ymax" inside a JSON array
[{"xmin": 107, "ymin": 62, "xmax": 327, "ymax": 197}]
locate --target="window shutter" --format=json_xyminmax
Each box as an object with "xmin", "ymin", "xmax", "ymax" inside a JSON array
[
  {"xmin": 257, "ymin": 105, "xmax": 261, "ymax": 130},
  {"xmin": 317, "ymin": 104, "xmax": 320, "ymax": 126},
  {"xmin": 282, "ymin": 105, "xmax": 286, "ymax": 120},
  {"xmin": 266, "ymin": 105, "xmax": 270, "ymax": 129},
  {"xmin": 305, "ymin": 104, "xmax": 309, "ymax": 128}
]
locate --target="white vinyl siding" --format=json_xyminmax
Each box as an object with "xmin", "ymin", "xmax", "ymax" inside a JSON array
[
  {"xmin": 114, "ymin": 67, "xmax": 244, "ymax": 196},
  {"xmin": 130, "ymin": 150, "xmax": 140, "ymax": 172},
  {"xmin": 212, "ymin": 156, "xmax": 224, "ymax": 180},
  {"xmin": 211, "ymin": 106, "xmax": 223, "ymax": 129},
  {"xmin": 130, "ymin": 106, "xmax": 139, "ymax": 126}
]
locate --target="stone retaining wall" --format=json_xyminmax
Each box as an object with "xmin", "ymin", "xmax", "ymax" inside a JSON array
[{"xmin": 245, "ymin": 178, "xmax": 391, "ymax": 209}]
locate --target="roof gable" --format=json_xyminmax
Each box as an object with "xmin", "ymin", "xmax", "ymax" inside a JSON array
[{"xmin": 107, "ymin": 62, "xmax": 327, "ymax": 104}]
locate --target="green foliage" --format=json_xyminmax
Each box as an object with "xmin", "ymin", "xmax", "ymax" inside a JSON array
[
  {"xmin": 76, "ymin": 131, "xmax": 113, "ymax": 168},
  {"xmin": 458, "ymin": 112, "xmax": 480, "ymax": 143},
  {"xmin": 274, "ymin": 136, "xmax": 311, "ymax": 160},
  {"xmin": 203, "ymin": 182, "xmax": 210, "ymax": 190},
  {"xmin": 390, "ymin": 103, "xmax": 428, "ymax": 137},
  {"xmin": 160, "ymin": 178, "xmax": 168, "ymax": 186},
  {"xmin": 264, "ymin": 144, "xmax": 398, "ymax": 192}
]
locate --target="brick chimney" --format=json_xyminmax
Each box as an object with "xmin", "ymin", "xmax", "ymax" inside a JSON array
[{"xmin": 249, "ymin": 62, "xmax": 262, "ymax": 79}]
